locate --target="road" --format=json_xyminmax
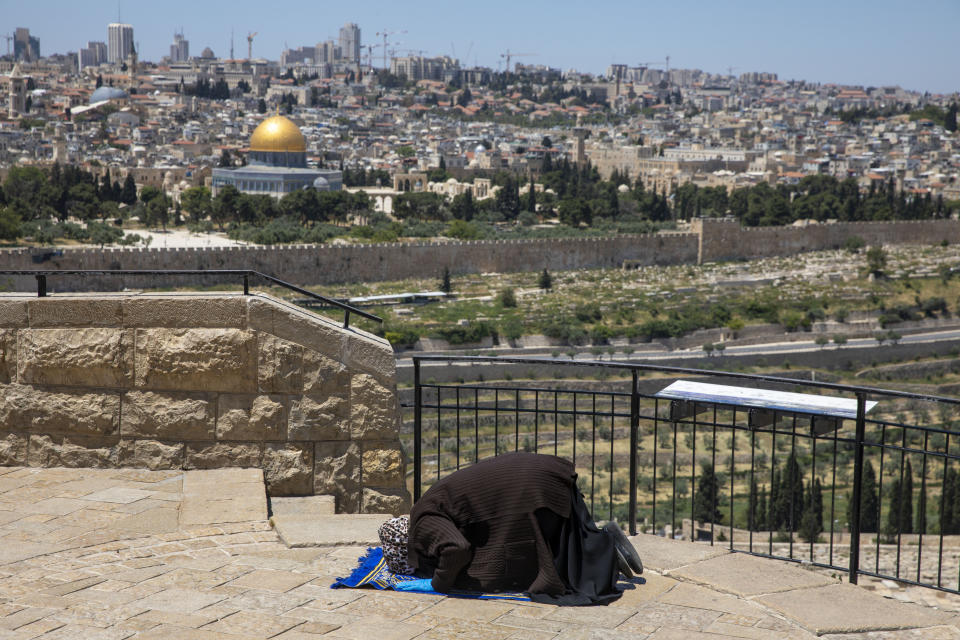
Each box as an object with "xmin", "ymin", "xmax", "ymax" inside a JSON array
[{"xmin": 395, "ymin": 328, "xmax": 960, "ymax": 372}]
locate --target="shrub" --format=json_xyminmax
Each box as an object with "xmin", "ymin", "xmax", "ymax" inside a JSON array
[{"xmin": 498, "ymin": 288, "xmax": 517, "ymax": 308}]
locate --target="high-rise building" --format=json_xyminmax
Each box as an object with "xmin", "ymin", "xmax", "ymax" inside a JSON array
[
  {"xmin": 78, "ymin": 41, "xmax": 107, "ymax": 70},
  {"xmin": 338, "ymin": 22, "xmax": 360, "ymax": 63},
  {"xmin": 170, "ymin": 32, "xmax": 189, "ymax": 62},
  {"xmin": 13, "ymin": 28, "xmax": 40, "ymax": 62},
  {"xmin": 315, "ymin": 40, "xmax": 338, "ymax": 65},
  {"xmin": 107, "ymin": 23, "xmax": 134, "ymax": 64}
]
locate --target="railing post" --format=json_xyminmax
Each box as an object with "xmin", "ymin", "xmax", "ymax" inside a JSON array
[
  {"xmin": 629, "ymin": 369, "xmax": 639, "ymax": 536},
  {"xmin": 413, "ymin": 358, "xmax": 422, "ymax": 503},
  {"xmin": 848, "ymin": 391, "xmax": 867, "ymax": 585},
  {"xmin": 343, "ymin": 310, "xmax": 351, "ymax": 329},
  {"xmin": 36, "ymin": 274, "xmax": 46, "ymax": 297},
  {"xmin": 243, "ymin": 274, "xmax": 249, "ymax": 295}
]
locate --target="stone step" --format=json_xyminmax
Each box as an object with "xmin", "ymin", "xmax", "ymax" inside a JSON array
[
  {"xmin": 269, "ymin": 495, "xmax": 336, "ymax": 517},
  {"xmin": 271, "ymin": 513, "xmax": 390, "ymax": 548}
]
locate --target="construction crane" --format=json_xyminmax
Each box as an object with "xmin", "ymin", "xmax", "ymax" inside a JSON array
[
  {"xmin": 727, "ymin": 66, "xmax": 739, "ymax": 77},
  {"xmin": 364, "ymin": 44, "xmax": 383, "ymax": 75},
  {"xmin": 375, "ymin": 29, "xmax": 406, "ymax": 70},
  {"xmin": 500, "ymin": 50, "xmax": 536, "ymax": 73},
  {"xmin": 246, "ymin": 31, "xmax": 257, "ymax": 60}
]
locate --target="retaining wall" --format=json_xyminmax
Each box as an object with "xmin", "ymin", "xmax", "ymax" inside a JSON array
[{"xmin": 0, "ymin": 292, "xmax": 410, "ymax": 515}]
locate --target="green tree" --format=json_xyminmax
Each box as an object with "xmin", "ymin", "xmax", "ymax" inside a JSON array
[
  {"xmin": 799, "ymin": 478, "xmax": 824, "ymax": 542},
  {"xmin": 0, "ymin": 206, "xmax": 21, "ymax": 241},
  {"xmin": 396, "ymin": 145, "xmax": 415, "ymax": 158},
  {"xmin": 693, "ymin": 462, "xmax": 723, "ymax": 524},
  {"xmin": 211, "ymin": 185, "xmax": 240, "ymax": 229},
  {"xmin": 847, "ymin": 460, "xmax": 879, "ymax": 533},
  {"xmin": 538, "ymin": 268, "xmax": 552, "ymax": 290},
  {"xmin": 257, "ymin": 98, "xmax": 267, "ymax": 114},
  {"xmin": 495, "ymin": 175, "xmax": 521, "ymax": 219},
  {"xmin": 866, "ymin": 245, "xmax": 887, "ymax": 277},
  {"xmin": 747, "ymin": 478, "xmax": 760, "ymax": 530},
  {"xmin": 440, "ymin": 267, "xmax": 452, "ymax": 294},
  {"xmin": 87, "ymin": 221, "xmax": 123, "ymax": 247},
  {"xmin": 120, "ymin": 175, "xmax": 137, "ymax": 205},
  {"xmin": 946, "ymin": 102, "xmax": 958, "ymax": 133},
  {"xmin": 180, "ymin": 186, "xmax": 212, "ymax": 223},
  {"xmin": 451, "ymin": 190, "xmax": 475, "ymax": 221},
  {"xmin": 498, "ymin": 287, "xmax": 517, "ymax": 308}
]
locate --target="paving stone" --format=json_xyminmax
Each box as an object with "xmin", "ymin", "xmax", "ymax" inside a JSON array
[
  {"xmin": 227, "ymin": 569, "xmax": 313, "ymax": 593},
  {"xmin": 647, "ymin": 628, "xmax": 745, "ymax": 639},
  {"xmin": 554, "ymin": 628, "xmax": 651, "ymax": 640},
  {"xmin": 131, "ymin": 588, "xmax": 226, "ymax": 613},
  {"xmin": 667, "ymin": 552, "xmax": 837, "ymax": 596},
  {"xmin": 270, "ymin": 495, "xmax": 336, "ymax": 517},
  {"xmin": 135, "ymin": 625, "xmax": 258, "ymax": 639},
  {"xmin": 19, "ymin": 497, "xmax": 88, "ymax": 516},
  {"xmin": 656, "ymin": 582, "xmax": 773, "ymax": 617},
  {"xmin": 755, "ymin": 583, "xmax": 954, "ymax": 636},
  {"xmin": 221, "ymin": 589, "xmax": 313, "ymax": 615},
  {"xmin": 272, "ymin": 514, "xmax": 388, "ymax": 547},
  {"xmin": 0, "ymin": 606, "xmax": 56, "ymax": 630},
  {"xmin": 40, "ymin": 576, "xmax": 107, "ymax": 596},
  {"xmin": 200, "ymin": 610, "xmax": 306, "ymax": 637},
  {"xmin": 821, "ymin": 627, "xmax": 960, "ymax": 639},
  {"xmin": 325, "ymin": 617, "xmax": 430, "ymax": 640},
  {"xmin": 78, "ymin": 487, "xmax": 156, "ymax": 504},
  {"xmin": 704, "ymin": 620, "xmax": 813, "ymax": 639},
  {"xmin": 620, "ymin": 602, "xmax": 722, "ymax": 633},
  {"xmin": 544, "ymin": 604, "xmax": 634, "ymax": 628},
  {"xmin": 608, "ymin": 574, "xmax": 678, "ymax": 609},
  {"xmin": 627, "ymin": 534, "xmax": 730, "ymax": 572},
  {"xmin": 0, "ymin": 541, "xmax": 64, "ymax": 565}
]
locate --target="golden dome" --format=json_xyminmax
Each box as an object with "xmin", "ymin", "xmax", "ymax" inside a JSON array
[{"xmin": 249, "ymin": 115, "xmax": 306, "ymax": 153}]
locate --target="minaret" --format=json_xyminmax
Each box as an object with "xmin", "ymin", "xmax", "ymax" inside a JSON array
[{"xmin": 8, "ymin": 64, "xmax": 26, "ymax": 118}]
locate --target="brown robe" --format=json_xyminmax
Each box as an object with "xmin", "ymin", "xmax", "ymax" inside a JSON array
[{"xmin": 408, "ymin": 452, "xmax": 576, "ymax": 594}]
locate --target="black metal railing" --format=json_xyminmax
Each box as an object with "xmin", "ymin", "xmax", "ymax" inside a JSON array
[
  {"xmin": 406, "ymin": 355, "xmax": 960, "ymax": 594},
  {"xmin": 0, "ymin": 269, "xmax": 381, "ymax": 328}
]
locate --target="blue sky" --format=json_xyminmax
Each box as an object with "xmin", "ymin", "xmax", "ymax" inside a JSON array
[{"xmin": 5, "ymin": 0, "xmax": 958, "ymax": 94}]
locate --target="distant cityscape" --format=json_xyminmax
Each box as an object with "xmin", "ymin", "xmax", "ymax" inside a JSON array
[{"xmin": 0, "ymin": 18, "xmax": 958, "ymax": 248}]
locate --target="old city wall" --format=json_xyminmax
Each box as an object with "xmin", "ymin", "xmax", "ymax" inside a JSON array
[
  {"xmin": 0, "ymin": 234, "xmax": 698, "ymax": 291},
  {"xmin": 0, "ymin": 292, "xmax": 410, "ymax": 515},
  {"xmin": 695, "ymin": 218, "xmax": 960, "ymax": 264},
  {"xmin": 0, "ymin": 219, "xmax": 958, "ymax": 291}
]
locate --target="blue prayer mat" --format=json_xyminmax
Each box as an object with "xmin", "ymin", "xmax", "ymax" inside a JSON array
[{"xmin": 330, "ymin": 547, "xmax": 531, "ymax": 601}]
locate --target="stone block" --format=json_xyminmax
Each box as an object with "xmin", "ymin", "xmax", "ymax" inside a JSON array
[
  {"xmin": 0, "ymin": 329, "xmax": 15, "ymax": 383},
  {"xmin": 350, "ymin": 374, "xmax": 399, "ymax": 440},
  {"xmin": 361, "ymin": 488, "xmax": 411, "ymax": 516},
  {"xmin": 122, "ymin": 391, "xmax": 215, "ymax": 440},
  {"xmin": 0, "ymin": 432, "xmax": 27, "ymax": 465},
  {"xmin": 258, "ymin": 334, "xmax": 303, "ymax": 393},
  {"xmin": 343, "ymin": 332, "xmax": 396, "ymax": 385},
  {"xmin": 134, "ymin": 328, "xmax": 257, "ymax": 392},
  {"xmin": 263, "ymin": 443, "xmax": 314, "ymax": 496},
  {"xmin": 302, "ymin": 350, "xmax": 350, "ymax": 396},
  {"xmin": 122, "ymin": 296, "xmax": 247, "ymax": 328},
  {"xmin": 18, "ymin": 328, "xmax": 133, "ymax": 388},
  {"xmin": 184, "ymin": 442, "xmax": 262, "ymax": 469},
  {"xmin": 217, "ymin": 394, "xmax": 286, "ymax": 441},
  {"xmin": 28, "ymin": 298, "xmax": 122, "ymax": 327},
  {"xmin": 27, "ymin": 434, "xmax": 120, "ymax": 468},
  {"xmin": 361, "ymin": 442, "xmax": 405, "ymax": 487},
  {"xmin": 118, "ymin": 439, "xmax": 184, "ymax": 470},
  {"xmin": 0, "ymin": 383, "xmax": 120, "ymax": 436},
  {"xmin": 248, "ymin": 299, "xmax": 344, "ymax": 361},
  {"xmin": 0, "ymin": 300, "xmax": 28, "ymax": 327},
  {"xmin": 315, "ymin": 441, "xmax": 360, "ymax": 513},
  {"xmin": 288, "ymin": 395, "xmax": 348, "ymax": 441}
]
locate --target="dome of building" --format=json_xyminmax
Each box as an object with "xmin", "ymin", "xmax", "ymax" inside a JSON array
[
  {"xmin": 90, "ymin": 86, "xmax": 129, "ymax": 103},
  {"xmin": 249, "ymin": 115, "xmax": 306, "ymax": 153},
  {"xmin": 312, "ymin": 176, "xmax": 330, "ymax": 190}
]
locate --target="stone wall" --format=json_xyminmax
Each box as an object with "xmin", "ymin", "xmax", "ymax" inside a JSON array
[
  {"xmin": 0, "ymin": 292, "xmax": 410, "ymax": 515},
  {"xmin": 0, "ymin": 218, "xmax": 956, "ymax": 291},
  {"xmin": 693, "ymin": 218, "xmax": 960, "ymax": 264}
]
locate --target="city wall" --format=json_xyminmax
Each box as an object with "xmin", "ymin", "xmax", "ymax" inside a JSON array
[
  {"xmin": 0, "ymin": 218, "xmax": 956, "ymax": 291},
  {"xmin": 0, "ymin": 292, "xmax": 410, "ymax": 515}
]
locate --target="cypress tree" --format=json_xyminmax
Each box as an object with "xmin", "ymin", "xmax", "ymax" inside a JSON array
[
  {"xmin": 848, "ymin": 460, "xmax": 880, "ymax": 533},
  {"xmin": 748, "ymin": 478, "xmax": 759, "ymax": 530},
  {"xmin": 781, "ymin": 452, "xmax": 804, "ymax": 532},
  {"xmin": 902, "ymin": 459, "xmax": 914, "ymax": 534},
  {"xmin": 757, "ymin": 485, "xmax": 767, "ymax": 531},
  {"xmin": 769, "ymin": 467, "xmax": 782, "ymax": 530},
  {"xmin": 527, "ymin": 174, "xmax": 536, "ymax": 213},
  {"xmin": 915, "ymin": 463, "xmax": 928, "ymax": 535},
  {"xmin": 693, "ymin": 462, "xmax": 722, "ymax": 524}
]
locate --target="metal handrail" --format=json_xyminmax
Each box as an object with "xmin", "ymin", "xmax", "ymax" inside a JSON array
[
  {"xmin": 0, "ymin": 269, "xmax": 382, "ymax": 329},
  {"xmin": 409, "ymin": 354, "xmax": 960, "ymax": 595}
]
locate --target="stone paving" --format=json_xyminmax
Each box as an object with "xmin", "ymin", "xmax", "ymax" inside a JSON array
[{"xmin": 0, "ymin": 466, "xmax": 957, "ymax": 639}]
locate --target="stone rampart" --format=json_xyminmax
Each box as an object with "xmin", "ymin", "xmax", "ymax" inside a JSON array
[
  {"xmin": 0, "ymin": 234, "xmax": 698, "ymax": 291},
  {"xmin": 0, "ymin": 219, "xmax": 957, "ymax": 290},
  {"xmin": 0, "ymin": 292, "xmax": 410, "ymax": 515}
]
